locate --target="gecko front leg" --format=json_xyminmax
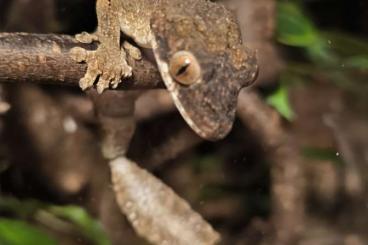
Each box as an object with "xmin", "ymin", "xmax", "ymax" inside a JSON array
[{"xmin": 70, "ymin": 0, "xmax": 132, "ymax": 94}]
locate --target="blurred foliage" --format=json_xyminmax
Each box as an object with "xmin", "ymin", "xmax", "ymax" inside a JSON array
[
  {"xmin": 0, "ymin": 218, "xmax": 57, "ymax": 245},
  {"xmin": 48, "ymin": 206, "xmax": 110, "ymax": 245},
  {"xmin": 0, "ymin": 197, "xmax": 111, "ymax": 245},
  {"xmin": 268, "ymin": 0, "xmax": 368, "ymax": 120},
  {"xmin": 266, "ymin": 82, "xmax": 294, "ymax": 120}
]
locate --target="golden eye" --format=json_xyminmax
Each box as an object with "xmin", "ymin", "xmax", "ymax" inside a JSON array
[{"xmin": 169, "ymin": 51, "xmax": 201, "ymax": 86}]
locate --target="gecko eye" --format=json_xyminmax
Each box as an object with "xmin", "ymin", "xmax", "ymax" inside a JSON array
[{"xmin": 169, "ymin": 51, "xmax": 201, "ymax": 86}]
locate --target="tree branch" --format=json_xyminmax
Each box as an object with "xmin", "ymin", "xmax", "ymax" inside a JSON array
[
  {"xmin": 0, "ymin": 32, "xmax": 164, "ymax": 90},
  {"xmin": 237, "ymin": 90, "xmax": 305, "ymax": 244}
]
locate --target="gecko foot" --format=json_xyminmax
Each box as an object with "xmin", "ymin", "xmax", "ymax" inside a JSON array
[
  {"xmin": 75, "ymin": 31, "xmax": 99, "ymax": 44},
  {"xmin": 70, "ymin": 45, "xmax": 132, "ymax": 93},
  {"xmin": 123, "ymin": 41, "xmax": 142, "ymax": 61}
]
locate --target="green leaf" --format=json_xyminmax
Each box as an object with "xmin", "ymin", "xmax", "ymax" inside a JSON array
[
  {"xmin": 277, "ymin": 2, "xmax": 340, "ymax": 66},
  {"xmin": 266, "ymin": 84, "xmax": 294, "ymax": 120},
  {"xmin": 0, "ymin": 218, "xmax": 57, "ymax": 245},
  {"xmin": 48, "ymin": 206, "xmax": 110, "ymax": 245},
  {"xmin": 277, "ymin": 2, "xmax": 319, "ymax": 47},
  {"xmin": 0, "ymin": 197, "xmax": 111, "ymax": 245}
]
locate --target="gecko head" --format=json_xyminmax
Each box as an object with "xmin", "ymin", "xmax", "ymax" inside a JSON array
[{"xmin": 150, "ymin": 4, "xmax": 258, "ymax": 140}]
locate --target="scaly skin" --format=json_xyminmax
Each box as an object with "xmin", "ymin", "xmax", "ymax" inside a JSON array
[{"xmin": 71, "ymin": 0, "xmax": 258, "ymax": 139}]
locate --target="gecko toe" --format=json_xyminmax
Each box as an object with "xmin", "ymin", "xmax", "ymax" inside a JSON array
[
  {"xmin": 79, "ymin": 58, "xmax": 100, "ymax": 90},
  {"xmin": 97, "ymin": 78, "xmax": 110, "ymax": 94},
  {"xmin": 123, "ymin": 41, "xmax": 142, "ymax": 60},
  {"xmin": 97, "ymin": 71, "xmax": 117, "ymax": 93},
  {"xmin": 75, "ymin": 32, "xmax": 99, "ymax": 44},
  {"xmin": 110, "ymin": 76, "xmax": 121, "ymax": 89},
  {"xmin": 105, "ymin": 60, "xmax": 133, "ymax": 89},
  {"xmin": 122, "ymin": 64, "xmax": 133, "ymax": 78},
  {"xmin": 79, "ymin": 77, "xmax": 94, "ymax": 91},
  {"xmin": 70, "ymin": 47, "xmax": 89, "ymax": 62}
]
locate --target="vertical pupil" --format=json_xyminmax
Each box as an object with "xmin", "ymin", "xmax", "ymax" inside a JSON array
[
  {"xmin": 169, "ymin": 51, "xmax": 201, "ymax": 85},
  {"xmin": 175, "ymin": 62, "xmax": 190, "ymax": 77}
]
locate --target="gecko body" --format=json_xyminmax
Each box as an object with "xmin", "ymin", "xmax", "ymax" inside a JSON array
[{"xmin": 71, "ymin": 0, "xmax": 258, "ymax": 140}]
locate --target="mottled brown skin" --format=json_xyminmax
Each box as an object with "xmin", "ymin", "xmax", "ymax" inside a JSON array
[
  {"xmin": 71, "ymin": 0, "xmax": 258, "ymax": 140},
  {"xmin": 151, "ymin": 0, "xmax": 258, "ymax": 140}
]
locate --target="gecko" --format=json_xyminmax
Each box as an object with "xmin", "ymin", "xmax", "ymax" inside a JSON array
[{"xmin": 70, "ymin": 0, "xmax": 258, "ymax": 141}]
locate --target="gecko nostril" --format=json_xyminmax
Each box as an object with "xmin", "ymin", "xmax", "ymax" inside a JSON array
[{"xmin": 169, "ymin": 51, "xmax": 201, "ymax": 86}]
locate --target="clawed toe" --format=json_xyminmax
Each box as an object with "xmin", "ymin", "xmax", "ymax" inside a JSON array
[
  {"xmin": 79, "ymin": 77, "xmax": 95, "ymax": 91},
  {"xmin": 70, "ymin": 47, "xmax": 89, "ymax": 62},
  {"xmin": 77, "ymin": 54, "xmax": 101, "ymax": 91},
  {"xmin": 110, "ymin": 79, "xmax": 121, "ymax": 89},
  {"xmin": 97, "ymin": 79, "xmax": 110, "ymax": 94},
  {"xmin": 110, "ymin": 64, "xmax": 132, "ymax": 89},
  {"xmin": 123, "ymin": 41, "xmax": 142, "ymax": 60},
  {"xmin": 75, "ymin": 32, "xmax": 99, "ymax": 44}
]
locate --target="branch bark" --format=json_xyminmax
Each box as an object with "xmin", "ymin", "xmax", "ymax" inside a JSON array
[
  {"xmin": 0, "ymin": 32, "xmax": 164, "ymax": 90},
  {"xmin": 237, "ymin": 90, "xmax": 305, "ymax": 245}
]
